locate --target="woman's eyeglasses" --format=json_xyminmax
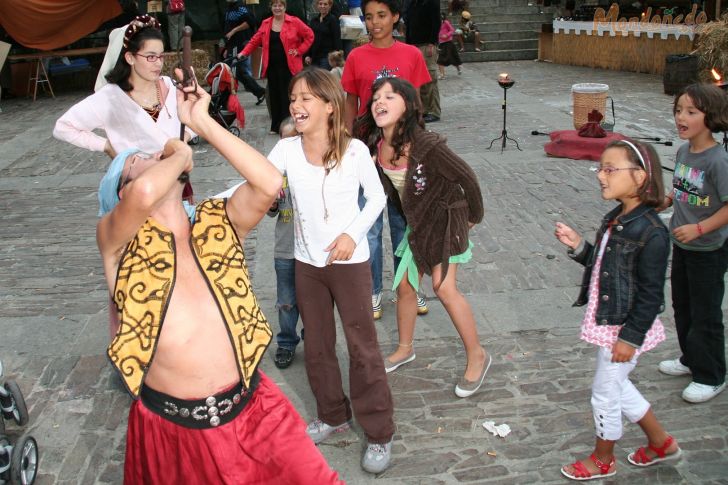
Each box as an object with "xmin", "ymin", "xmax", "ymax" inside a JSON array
[{"xmin": 134, "ymin": 53, "xmax": 164, "ymax": 63}]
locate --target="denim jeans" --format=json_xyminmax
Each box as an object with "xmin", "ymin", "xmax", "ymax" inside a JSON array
[
  {"xmin": 274, "ymin": 258, "xmax": 301, "ymax": 350},
  {"xmin": 360, "ymin": 191, "xmax": 406, "ymax": 295},
  {"xmin": 671, "ymin": 240, "xmax": 728, "ymax": 386},
  {"xmin": 315, "ymin": 57, "xmax": 331, "ymax": 70}
]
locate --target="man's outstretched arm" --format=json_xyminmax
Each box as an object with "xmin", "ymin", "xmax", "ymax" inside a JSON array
[{"xmin": 175, "ymin": 70, "xmax": 282, "ymax": 239}]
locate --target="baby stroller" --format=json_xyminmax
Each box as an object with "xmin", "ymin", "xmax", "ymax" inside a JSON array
[
  {"xmin": 0, "ymin": 360, "xmax": 39, "ymax": 485},
  {"xmin": 205, "ymin": 62, "xmax": 245, "ymax": 137},
  {"xmin": 189, "ymin": 62, "xmax": 245, "ymax": 145}
]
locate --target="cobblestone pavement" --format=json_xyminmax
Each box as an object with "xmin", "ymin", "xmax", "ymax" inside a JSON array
[{"xmin": 0, "ymin": 61, "xmax": 726, "ymax": 484}]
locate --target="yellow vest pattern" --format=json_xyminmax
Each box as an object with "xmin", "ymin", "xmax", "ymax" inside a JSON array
[{"xmin": 107, "ymin": 199, "xmax": 272, "ymax": 397}]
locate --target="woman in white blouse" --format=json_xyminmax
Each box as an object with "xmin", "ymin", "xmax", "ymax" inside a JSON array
[{"xmin": 54, "ymin": 15, "xmax": 193, "ymax": 159}]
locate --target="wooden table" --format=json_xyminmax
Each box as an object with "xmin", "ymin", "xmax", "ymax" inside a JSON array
[{"xmin": 8, "ymin": 47, "xmax": 107, "ymax": 101}]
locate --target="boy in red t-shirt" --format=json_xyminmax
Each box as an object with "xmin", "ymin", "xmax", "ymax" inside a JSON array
[
  {"xmin": 343, "ymin": 0, "xmax": 431, "ymax": 322},
  {"xmin": 342, "ymin": 0, "xmax": 430, "ymax": 132}
]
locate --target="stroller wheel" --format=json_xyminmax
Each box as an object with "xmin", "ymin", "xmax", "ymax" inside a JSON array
[
  {"xmin": 188, "ymin": 136, "xmax": 200, "ymax": 146},
  {"xmin": 0, "ymin": 435, "xmax": 11, "ymax": 477},
  {"xmin": 10, "ymin": 435, "xmax": 38, "ymax": 485},
  {"xmin": 229, "ymin": 127, "xmax": 241, "ymax": 138},
  {"xmin": 2, "ymin": 382, "xmax": 28, "ymax": 427}
]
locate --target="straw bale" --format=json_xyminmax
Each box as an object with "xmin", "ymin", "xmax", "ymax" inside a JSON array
[
  {"xmin": 353, "ymin": 35, "xmax": 370, "ymax": 48},
  {"xmin": 162, "ymin": 49, "xmax": 210, "ymax": 87},
  {"xmin": 693, "ymin": 13, "xmax": 728, "ymax": 82}
]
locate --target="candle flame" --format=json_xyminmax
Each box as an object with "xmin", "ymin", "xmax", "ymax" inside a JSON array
[{"xmin": 712, "ymin": 68, "xmax": 722, "ymax": 81}]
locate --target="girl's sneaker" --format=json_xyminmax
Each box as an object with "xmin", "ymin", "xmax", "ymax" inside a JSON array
[
  {"xmin": 362, "ymin": 439, "xmax": 393, "ymax": 474},
  {"xmin": 658, "ymin": 358, "xmax": 690, "ymax": 376},
  {"xmin": 306, "ymin": 418, "xmax": 351, "ymax": 444},
  {"xmin": 390, "ymin": 295, "xmax": 429, "ymax": 315},
  {"xmin": 682, "ymin": 382, "xmax": 726, "ymax": 403},
  {"xmin": 372, "ymin": 293, "xmax": 383, "ymax": 320}
]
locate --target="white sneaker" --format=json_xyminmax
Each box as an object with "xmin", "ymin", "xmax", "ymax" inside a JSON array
[
  {"xmin": 306, "ymin": 418, "xmax": 351, "ymax": 444},
  {"xmin": 658, "ymin": 358, "xmax": 691, "ymax": 376},
  {"xmin": 372, "ymin": 292, "xmax": 382, "ymax": 320},
  {"xmin": 361, "ymin": 440, "xmax": 392, "ymax": 474},
  {"xmin": 682, "ymin": 382, "xmax": 726, "ymax": 403}
]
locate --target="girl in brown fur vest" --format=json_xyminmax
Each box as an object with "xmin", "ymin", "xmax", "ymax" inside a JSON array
[{"xmin": 355, "ymin": 77, "xmax": 491, "ymax": 398}]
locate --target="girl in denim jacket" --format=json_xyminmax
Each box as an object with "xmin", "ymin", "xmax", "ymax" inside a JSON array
[{"xmin": 555, "ymin": 140, "xmax": 681, "ymax": 481}]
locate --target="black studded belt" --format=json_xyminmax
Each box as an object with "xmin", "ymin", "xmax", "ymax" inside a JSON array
[{"xmin": 140, "ymin": 371, "xmax": 259, "ymax": 429}]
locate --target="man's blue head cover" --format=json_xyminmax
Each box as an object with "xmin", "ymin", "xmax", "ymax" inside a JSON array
[
  {"xmin": 98, "ymin": 149, "xmax": 138, "ymax": 217},
  {"xmin": 98, "ymin": 148, "xmax": 196, "ymax": 221}
]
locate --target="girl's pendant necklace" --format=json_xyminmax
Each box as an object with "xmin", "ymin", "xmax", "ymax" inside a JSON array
[{"xmin": 302, "ymin": 137, "xmax": 330, "ymax": 223}]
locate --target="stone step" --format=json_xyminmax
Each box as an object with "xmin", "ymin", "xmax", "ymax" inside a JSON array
[
  {"xmin": 482, "ymin": 38, "xmax": 538, "ymax": 51},
  {"xmin": 484, "ymin": 30, "xmax": 542, "ymax": 41},
  {"xmin": 476, "ymin": 21, "xmax": 547, "ymax": 33},
  {"xmin": 439, "ymin": 0, "xmax": 537, "ymax": 7},
  {"xmin": 455, "ymin": 10, "xmax": 553, "ymax": 21},
  {"xmin": 459, "ymin": 48, "xmax": 538, "ymax": 62},
  {"xmin": 435, "ymin": 0, "xmax": 554, "ymax": 64}
]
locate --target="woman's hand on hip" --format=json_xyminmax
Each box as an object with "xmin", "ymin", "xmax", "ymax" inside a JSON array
[
  {"xmin": 325, "ymin": 234, "xmax": 356, "ymax": 265},
  {"xmin": 104, "ymin": 139, "xmax": 117, "ymax": 159}
]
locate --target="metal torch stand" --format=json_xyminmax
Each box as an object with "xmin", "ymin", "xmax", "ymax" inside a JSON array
[{"xmin": 487, "ymin": 80, "xmax": 522, "ymax": 153}]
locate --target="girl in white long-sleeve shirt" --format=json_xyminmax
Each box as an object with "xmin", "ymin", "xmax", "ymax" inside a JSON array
[{"xmin": 266, "ymin": 67, "xmax": 395, "ymax": 475}]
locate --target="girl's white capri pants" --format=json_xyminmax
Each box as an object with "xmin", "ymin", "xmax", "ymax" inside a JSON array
[{"xmin": 591, "ymin": 346, "xmax": 650, "ymax": 441}]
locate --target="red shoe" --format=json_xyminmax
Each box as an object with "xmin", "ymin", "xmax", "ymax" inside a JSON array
[
  {"xmin": 561, "ymin": 454, "xmax": 616, "ymax": 481},
  {"xmin": 627, "ymin": 435, "xmax": 682, "ymax": 467}
]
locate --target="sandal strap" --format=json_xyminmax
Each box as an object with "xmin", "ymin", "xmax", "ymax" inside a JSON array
[
  {"xmin": 648, "ymin": 435, "xmax": 674, "ymax": 459},
  {"xmin": 632, "ymin": 446, "xmax": 651, "ymax": 464},
  {"xmin": 589, "ymin": 453, "xmax": 615, "ymax": 474},
  {"xmin": 569, "ymin": 460, "xmax": 593, "ymax": 479}
]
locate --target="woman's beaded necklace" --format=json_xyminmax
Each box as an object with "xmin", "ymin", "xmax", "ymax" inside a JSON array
[{"xmin": 131, "ymin": 81, "xmax": 162, "ymax": 121}]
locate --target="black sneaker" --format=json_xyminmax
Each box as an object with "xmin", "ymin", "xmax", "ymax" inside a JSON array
[
  {"xmin": 274, "ymin": 347, "xmax": 295, "ymax": 369},
  {"xmin": 256, "ymin": 94, "xmax": 266, "ymax": 106}
]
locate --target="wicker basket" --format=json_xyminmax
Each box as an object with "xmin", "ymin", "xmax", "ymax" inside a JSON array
[{"xmin": 572, "ymin": 83, "xmax": 609, "ymax": 130}]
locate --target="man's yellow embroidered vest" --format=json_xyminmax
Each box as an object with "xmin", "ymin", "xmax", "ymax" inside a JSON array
[{"xmin": 107, "ymin": 199, "xmax": 272, "ymax": 397}]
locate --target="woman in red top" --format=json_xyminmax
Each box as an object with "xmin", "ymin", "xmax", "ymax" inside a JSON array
[{"xmin": 239, "ymin": 0, "xmax": 314, "ymax": 133}]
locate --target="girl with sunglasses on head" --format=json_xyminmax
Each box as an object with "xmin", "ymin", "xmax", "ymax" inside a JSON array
[
  {"xmin": 54, "ymin": 15, "xmax": 195, "ymax": 160},
  {"xmin": 555, "ymin": 140, "xmax": 681, "ymax": 481}
]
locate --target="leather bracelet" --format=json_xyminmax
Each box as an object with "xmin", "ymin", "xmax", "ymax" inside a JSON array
[{"xmin": 697, "ymin": 223, "xmax": 704, "ymax": 236}]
